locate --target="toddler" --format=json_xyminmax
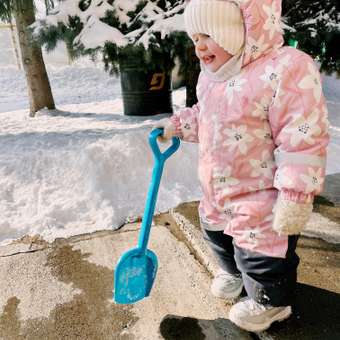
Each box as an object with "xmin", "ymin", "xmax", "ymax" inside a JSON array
[{"xmin": 156, "ymin": 0, "xmax": 329, "ymax": 332}]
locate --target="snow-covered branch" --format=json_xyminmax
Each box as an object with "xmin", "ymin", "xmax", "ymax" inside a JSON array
[{"xmin": 34, "ymin": 0, "xmax": 186, "ymax": 51}]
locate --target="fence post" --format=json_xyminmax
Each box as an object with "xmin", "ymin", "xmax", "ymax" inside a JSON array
[{"xmin": 10, "ymin": 19, "xmax": 22, "ymax": 70}]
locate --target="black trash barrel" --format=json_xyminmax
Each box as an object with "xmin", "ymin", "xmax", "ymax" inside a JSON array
[{"xmin": 119, "ymin": 58, "xmax": 173, "ymax": 116}]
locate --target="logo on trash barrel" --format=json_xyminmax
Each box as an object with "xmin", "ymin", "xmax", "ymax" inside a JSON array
[{"xmin": 149, "ymin": 73, "xmax": 165, "ymax": 90}]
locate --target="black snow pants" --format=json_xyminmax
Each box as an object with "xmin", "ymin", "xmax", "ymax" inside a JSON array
[{"xmin": 202, "ymin": 228, "xmax": 299, "ymax": 307}]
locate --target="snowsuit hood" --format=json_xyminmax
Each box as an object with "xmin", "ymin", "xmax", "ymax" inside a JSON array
[{"xmin": 238, "ymin": 0, "xmax": 284, "ymax": 68}]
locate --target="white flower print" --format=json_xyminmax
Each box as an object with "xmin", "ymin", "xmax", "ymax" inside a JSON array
[
  {"xmin": 262, "ymin": 2, "xmax": 282, "ymax": 40},
  {"xmin": 200, "ymin": 99, "xmax": 206, "ymax": 113},
  {"xmin": 320, "ymin": 104, "xmax": 330, "ymax": 129},
  {"xmin": 223, "ymin": 125, "xmax": 254, "ymax": 155},
  {"xmin": 248, "ymin": 179, "xmax": 267, "ymax": 193},
  {"xmin": 239, "ymin": 226, "xmax": 266, "ymax": 246},
  {"xmin": 224, "ymin": 76, "xmax": 247, "ymax": 105},
  {"xmin": 254, "ymin": 123, "xmax": 273, "ymax": 144},
  {"xmin": 212, "ymin": 166, "xmax": 240, "ymax": 196},
  {"xmin": 216, "ymin": 200, "xmax": 234, "ymax": 219},
  {"xmin": 247, "ymin": 35, "xmax": 270, "ymax": 59},
  {"xmin": 181, "ymin": 115, "xmax": 198, "ymax": 142},
  {"xmin": 249, "ymin": 150, "xmax": 275, "ymax": 178},
  {"xmin": 278, "ymin": 55, "xmax": 292, "ymax": 68},
  {"xmin": 270, "ymin": 56, "xmax": 291, "ymax": 106},
  {"xmin": 207, "ymin": 82, "xmax": 215, "ymax": 91},
  {"xmin": 211, "ymin": 113, "xmax": 223, "ymax": 150},
  {"xmin": 300, "ymin": 168, "xmax": 324, "ymax": 193},
  {"xmin": 264, "ymin": 212, "xmax": 274, "ymax": 223},
  {"xmin": 252, "ymin": 97, "xmax": 271, "ymax": 120},
  {"xmin": 285, "ymin": 109, "xmax": 321, "ymax": 147},
  {"xmin": 197, "ymin": 82, "xmax": 204, "ymax": 93},
  {"xmin": 233, "ymin": 0, "xmax": 250, "ymax": 4},
  {"xmin": 274, "ymin": 167, "xmax": 294, "ymax": 189},
  {"xmin": 298, "ymin": 63, "xmax": 322, "ymax": 103},
  {"xmin": 271, "ymin": 84, "xmax": 285, "ymax": 108},
  {"xmin": 260, "ymin": 65, "xmax": 281, "ymax": 90}
]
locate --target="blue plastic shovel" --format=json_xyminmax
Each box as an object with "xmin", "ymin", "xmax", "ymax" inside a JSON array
[{"xmin": 113, "ymin": 128, "xmax": 180, "ymax": 304}]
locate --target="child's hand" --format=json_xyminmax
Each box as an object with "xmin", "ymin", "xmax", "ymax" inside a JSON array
[
  {"xmin": 153, "ymin": 118, "xmax": 176, "ymax": 143},
  {"xmin": 272, "ymin": 192, "xmax": 313, "ymax": 236}
]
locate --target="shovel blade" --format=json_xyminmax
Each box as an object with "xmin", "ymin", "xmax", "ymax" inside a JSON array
[{"xmin": 113, "ymin": 248, "xmax": 158, "ymax": 304}]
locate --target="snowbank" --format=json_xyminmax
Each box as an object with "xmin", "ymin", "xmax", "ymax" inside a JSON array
[{"xmin": 0, "ymin": 89, "xmax": 200, "ymax": 245}]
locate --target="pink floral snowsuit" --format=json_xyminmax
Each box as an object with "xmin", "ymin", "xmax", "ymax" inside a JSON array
[{"xmin": 171, "ymin": 0, "xmax": 329, "ymax": 258}]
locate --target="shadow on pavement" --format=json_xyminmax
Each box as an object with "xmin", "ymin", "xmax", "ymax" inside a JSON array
[
  {"xmin": 159, "ymin": 283, "xmax": 340, "ymax": 340},
  {"xmin": 267, "ymin": 283, "xmax": 340, "ymax": 339},
  {"xmin": 160, "ymin": 315, "xmax": 253, "ymax": 340}
]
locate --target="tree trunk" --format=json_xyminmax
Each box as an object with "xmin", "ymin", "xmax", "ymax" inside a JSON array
[
  {"xmin": 185, "ymin": 46, "xmax": 200, "ymax": 107},
  {"xmin": 13, "ymin": 0, "xmax": 55, "ymax": 117}
]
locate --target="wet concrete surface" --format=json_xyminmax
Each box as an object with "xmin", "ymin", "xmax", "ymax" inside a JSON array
[
  {"xmin": 0, "ymin": 225, "xmax": 233, "ymax": 340},
  {"xmin": 0, "ymin": 237, "xmax": 137, "ymax": 340}
]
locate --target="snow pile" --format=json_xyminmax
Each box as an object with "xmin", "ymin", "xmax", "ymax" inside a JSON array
[{"xmin": 0, "ymin": 88, "xmax": 199, "ymax": 245}]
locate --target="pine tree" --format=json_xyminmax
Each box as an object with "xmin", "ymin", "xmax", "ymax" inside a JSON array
[
  {"xmin": 33, "ymin": 0, "xmax": 197, "ymax": 112},
  {"xmin": 34, "ymin": 0, "xmax": 191, "ymax": 75},
  {"xmin": 282, "ymin": 0, "xmax": 340, "ymax": 75},
  {"xmin": 0, "ymin": 0, "xmax": 55, "ymax": 116}
]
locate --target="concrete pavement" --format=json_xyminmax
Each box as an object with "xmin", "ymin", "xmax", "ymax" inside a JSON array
[{"xmin": 0, "ymin": 224, "xmax": 252, "ymax": 339}]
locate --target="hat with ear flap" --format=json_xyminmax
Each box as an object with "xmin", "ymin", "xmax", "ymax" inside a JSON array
[{"xmin": 184, "ymin": 0, "xmax": 245, "ymax": 55}]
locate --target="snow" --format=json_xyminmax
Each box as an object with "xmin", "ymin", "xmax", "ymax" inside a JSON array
[
  {"xmin": 114, "ymin": 0, "xmax": 141, "ymax": 24},
  {"xmin": 0, "ymin": 28, "xmax": 340, "ymax": 246},
  {"xmin": 32, "ymin": 0, "xmax": 186, "ymax": 50},
  {"xmin": 0, "ymin": 64, "xmax": 121, "ymax": 112},
  {"xmin": 137, "ymin": 13, "xmax": 185, "ymax": 49},
  {"xmin": 42, "ymin": 0, "xmax": 114, "ymax": 26},
  {"xmin": 75, "ymin": 16, "xmax": 127, "ymax": 49}
]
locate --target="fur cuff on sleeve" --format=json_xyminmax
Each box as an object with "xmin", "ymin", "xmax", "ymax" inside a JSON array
[{"xmin": 273, "ymin": 193, "xmax": 313, "ymax": 235}]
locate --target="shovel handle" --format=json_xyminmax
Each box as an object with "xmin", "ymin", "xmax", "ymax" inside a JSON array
[
  {"xmin": 137, "ymin": 129, "xmax": 180, "ymax": 251},
  {"xmin": 149, "ymin": 128, "xmax": 180, "ymax": 162}
]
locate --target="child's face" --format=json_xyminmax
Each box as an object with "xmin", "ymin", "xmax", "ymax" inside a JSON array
[{"xmin": 193, "ymin": 33, "xmax": 233, "ymax": 72}]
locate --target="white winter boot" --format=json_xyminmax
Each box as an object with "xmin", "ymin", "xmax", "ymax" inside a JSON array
[
  {"xmin": 210, "ymin": 269, "xmax": 243, "ymax": 299},
  {"xmin": 229, "ymin": 297, "xmax": 292, "ymax": 332}
]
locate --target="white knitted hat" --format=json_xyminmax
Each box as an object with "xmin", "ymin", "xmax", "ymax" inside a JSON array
[{"xmin": 184, "ymin": 0, "xmax": 245, "ymax": 55}]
